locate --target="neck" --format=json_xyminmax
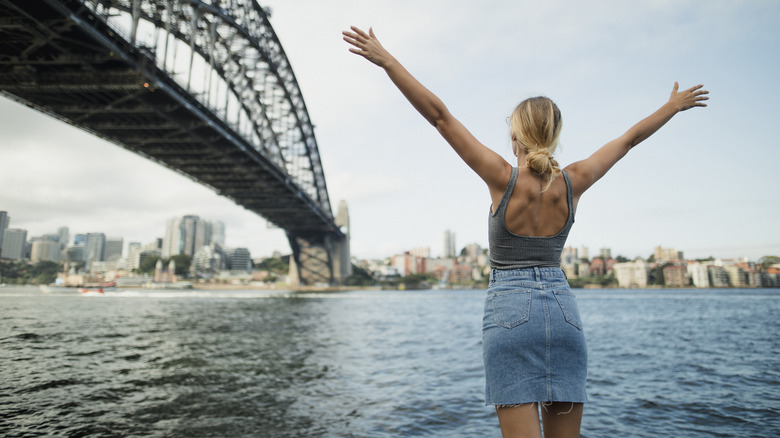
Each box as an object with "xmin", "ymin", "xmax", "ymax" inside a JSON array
[{"xmin": 515, "ymin": 150, "xmax": 527, "ymax": 167}]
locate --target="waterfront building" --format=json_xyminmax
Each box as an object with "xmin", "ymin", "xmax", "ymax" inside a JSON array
[
  {"xmin": 579, "ymin": 260, "xmax": 590, "ymax": 277},
  {"xmin": 708, "ymin": 266, "xmax": 730, "ymax": 288},
  {"xmin": 65, "ymin": 245, "xmax": 87, "ymax": 263},
  {"xmin": 105, "ymin": 238, "xmax": 123, "ymax": 261},
  {"xmin": 125, "ymin": 242, "xmax": 142, "ymax": 271},
  {"xmin": 74, "ymin": 234, "xmax": 87, "ymax": 246},
  {"xmin": 724, "ymin": 265, "xmax": 747, "ymax": 288},
  {"xmin": 663, "ymin": 264, "xmax": 688, "ymax": 288},
  {"xmin": 210, "ymin": 221, "xmax": 226, "ymax": 246},
  {"xmin": 579, "ymin": 246, "xmax": 590, "ymax": 261},
  {"xmin": 0, "ymin": 211, "xmax": 8, "ymax": 257},
  {"xmin": 589, "ymin": 257, "xmax": 605, "ymax": 276},
  {"xmin": 85, "ymin": 233, "xmax": 106, "ymax": 270},
  {"xmin": 410, "ymin": 246, "xmax": 431, "ymax": 258},
  {"xmin": 226, "ymin": 247, "xmax": 252, "ymax": 272},
  {"xmin": 687, "ymin": 262, "xmax": 710, "ymax": 288},
  {"xmin": 392, "ymin": 251, "xmax": 424, "ymax": 277},
  {"xmin": 1, "ymin": 228, "xmax": 27, "ymax": 260},
  {"xmin": 427, "ymin": 257, "xmax": 454, "ymax": 279},
  {"xmin": 192, "ymin": 243, "xmax": 226, "ymax": 275},
  {"xmin": 561, "ymin": 246, "xmax": 578, "ymax": 278},
  {"xmin": 57, "ymin": 227, "xmax": 69, "ymax": 249},
  {"xmin": 163, "ymin": 215, "xmax": 224, "ymax": 259},
  {"xmin": 441, "ymin": 229, "xmax": 456, "ymax": 259},
  {"xmin": 30, "ymin": 240, "xmax": 61, "ymax": 263},
  {"xmin": 654, "ymin": 246, "xmax": 684, "ymax": 262},
  {"xmin": 162, "ymin": 217, "xmax": 183, "ymax": 259},
  {"xmin": 613, "ymin": 259, "xmax": 649, "ymax": 288}
]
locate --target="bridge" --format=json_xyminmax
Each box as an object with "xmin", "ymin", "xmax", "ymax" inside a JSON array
[{"xmin": 0, "ymin": 0, "xmax": 350, "ymax": 285}]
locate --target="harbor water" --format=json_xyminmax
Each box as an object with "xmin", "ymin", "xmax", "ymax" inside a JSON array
[{"xmin": 1, "ymin": 286, "xmax": 778, "ymax": 437}]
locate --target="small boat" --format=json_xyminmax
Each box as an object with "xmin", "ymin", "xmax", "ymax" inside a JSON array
[{"xmin": 78, "ymin": 288, "xmax": 105, "ymax": 295}]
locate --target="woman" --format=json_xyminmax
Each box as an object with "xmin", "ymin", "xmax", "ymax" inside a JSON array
[{"xmin": 343, "ymin": 26, "xmax": 708, "ymax": 438}]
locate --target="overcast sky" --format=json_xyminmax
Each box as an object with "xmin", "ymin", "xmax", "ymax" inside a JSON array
[{"xmin": 1, "ymin": 0, "xmax": 778, "ymax": 262}]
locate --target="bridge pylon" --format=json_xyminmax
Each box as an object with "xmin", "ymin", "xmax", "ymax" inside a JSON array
[{"xmin": 287, "ymin": 200, "xmax": 351, "ymax": 287}]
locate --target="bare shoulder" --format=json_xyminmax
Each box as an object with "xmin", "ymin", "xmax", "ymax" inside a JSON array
[{"xmin": 562, "ymin": 161, "xmax": 590, "ymax": 198}]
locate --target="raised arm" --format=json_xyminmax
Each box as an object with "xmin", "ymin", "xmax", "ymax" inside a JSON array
[
  {"xmin": 565, "ymin": 82, "xmax": 709, "ymax": 198},
  {"xmin": 342, "ymin": 26, "xmax": 511, "ymax": 192}
]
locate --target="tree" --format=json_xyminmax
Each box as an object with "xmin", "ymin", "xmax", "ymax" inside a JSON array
[
  {"xmin": 136, "ymin": 255, "xmax": 160, "ymax": 275},
  {"xmin": 169, "ymin": 254, "xmax": 192, "ymax": 276},
  {"xmin": 759, "ymin": 255, "xmax": 780, "ymax": 269},
  {"xmin": 345, "ymin": 264, "xmax": 374, "ymax": 286}
]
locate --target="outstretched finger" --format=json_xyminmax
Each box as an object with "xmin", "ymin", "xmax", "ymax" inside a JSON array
[
  {"xmin": 685, "ymin": 84, "xmax": 704, "ymax": 93},
  {"xmin": 350, "ymin": 26, "xmax": 370, "ymax": 39}
]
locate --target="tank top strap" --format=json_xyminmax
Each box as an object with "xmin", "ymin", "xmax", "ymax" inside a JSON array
[
  {"xmin": 561, "ymin": 170, "xmax": 574, "ymax": 223},
  {"xmin": 492, "ymin": 167, "xmax": 519, "ymax": 216}
]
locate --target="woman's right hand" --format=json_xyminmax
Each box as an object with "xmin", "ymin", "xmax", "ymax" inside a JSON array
[
  {"xmin": 342, "ymin": 26, "xmax": 395, "ymax": 68},
  {"xmin": 669, "ymin": 82, "xmax": 709, "ymax": 112}
]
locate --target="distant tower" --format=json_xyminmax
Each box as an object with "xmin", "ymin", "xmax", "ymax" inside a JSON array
[
  {"xmin": 441, "ymin": 229, "xmax": 456, "ymax": 259},
  {"xmin": 1, "ymin": 228, "xmax": 27, "ymax": 260},
  {"xmin": 85, "ymin": 233, "xmax": 106, "ymax": 269},
  {"xmin": 162, "ymin": 217, "xmax": 183, "ymax": 259},
  {"xmin": 57, "ymin": 226, "xmax": 70, "ymax": 249},
  {"xmin": 105, "ymin": 238, "xmax": 124, "ymax": 261},
  {"xmin": 210, "ymin": 221, "xmax": 225, "ymax": 246},
  {"xmin": 0, "ymin": 211, "xmax": 9, "ymax": 257},
  {"xmin": 334, "ymin": 200, "xmax": 352, "ymax": 280}
]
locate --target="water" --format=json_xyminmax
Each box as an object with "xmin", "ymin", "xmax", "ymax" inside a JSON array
[{"xmin": 1, "ymin": 286, "xmax": 778, "ymax": 437}]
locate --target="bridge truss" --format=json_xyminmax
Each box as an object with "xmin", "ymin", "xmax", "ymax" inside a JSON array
[{"xmin": 0, "ymin": 0, "xmax": 348, "ymax": 285}]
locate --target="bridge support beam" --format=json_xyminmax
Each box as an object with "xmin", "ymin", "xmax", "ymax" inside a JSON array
[{"xmin": 287, "ymin": 232, "xmax": 349, "ymax": 287}]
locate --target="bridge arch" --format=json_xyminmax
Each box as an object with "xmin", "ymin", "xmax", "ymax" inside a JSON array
[{"xmin": 0, "ymin": 0, "xmax": 348, "ymax": 285}]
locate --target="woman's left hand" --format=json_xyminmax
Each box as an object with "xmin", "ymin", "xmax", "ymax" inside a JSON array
[{"xmin": 342, "ymin": 26, "xmax": 394, "ymax": 68}]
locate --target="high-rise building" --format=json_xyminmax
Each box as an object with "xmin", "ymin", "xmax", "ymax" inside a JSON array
[
  {"xmin": 614, "ymin": 259, "xmax": 649, "ymax": 288},
  {"xmin": 210, "ymin": 221, "xmax": 225, "ymax": 246},
  {"xmin": 74, "ymin": 234, "xmax": 87, "ymax": 246},
  {"xmin": 162, "ymin": 217, "xmax": 183, "ymax": 259},
  {"xmin": 441, "ymin": 229, "xmax": 456, "ymax": 259},
  {"xmin": 182, "ymin": 215, "xmax": 204, "ymax": 257},
  {"xmin": 1, "ymin": 228, "xmax": 27, "ymax": 260},
  {"xmin": 57, "ymin": 227, "xmax": 70, "ymax": 249},
  {"xmin": 653, "ymin": 246, "xmax": 683, "ymax": 263},
  {"xmin": 334, "ymin": 201, "xmax": 352, "ymax": 280},
  {"xmin": 0, "ymin": 211, "xmax": 9, "ymax": 257},
  {"xmin": 126, "ymin": 242, "xmax": 142, "ymax": 271},
  {"xmin": 164, "ymin": 215, "xmax": 225, "ymax": 259},
  {"xmin": 579, "ymin": 246, "xmax": 590, "ymax": 261},
  {"xmin": 85, "ymin": 233, "xmax": 106, "ymax": 269},
  {"xmin": 31, "ymin": 240, "xmax": 61, "ymax": 263},
  {"xmin": 226, "ymin": 247, "xmax": 252, "ymax": 271},
  {"xmin": 105, "ymin": 238, "xmax": 124, "ymax": 261},
  {"xmin": 599, "ymin": 247, "xmax": 612, "ymax": 260}
]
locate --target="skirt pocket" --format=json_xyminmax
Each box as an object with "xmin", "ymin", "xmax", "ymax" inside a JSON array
[
  {"xmin": 553, "ymin": 289, "xmax": 583, "ymax": 330},
  {"xmin": 491, "ymin": 289, "xmax": 532, "ymax": 329}
]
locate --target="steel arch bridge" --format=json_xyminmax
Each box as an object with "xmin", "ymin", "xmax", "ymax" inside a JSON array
[{"xmin": 0, "ymin": 0, "xmax": 349, "ymax": 286}]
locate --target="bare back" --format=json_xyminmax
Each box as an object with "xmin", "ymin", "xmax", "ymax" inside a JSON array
[{"xmin": 493, "ymin": 168, "xmax": 571, "ymax": 238}]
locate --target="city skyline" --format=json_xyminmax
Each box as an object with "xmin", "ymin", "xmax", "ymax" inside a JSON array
[
  {"xmin": 1, "ymin": 1, "xmax": 779, "ymax": 261},
  {"xmin": 1, "ymin": 206, "xmax": 769, "ymax": 266}
]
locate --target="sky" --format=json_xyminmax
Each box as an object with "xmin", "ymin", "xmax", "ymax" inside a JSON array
[{"xmin": 1, "ymin": 0, "xmax": 779, "ymax": 262}]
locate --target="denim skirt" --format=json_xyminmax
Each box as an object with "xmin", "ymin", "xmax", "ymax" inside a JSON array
[{"xmin": 482, "ymin": 267, "xmax": 588, "ymax": 406}]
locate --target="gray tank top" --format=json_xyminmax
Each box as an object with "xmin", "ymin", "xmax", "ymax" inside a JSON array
[{"xmin": 489, "ymin": 167, "xmax": 575, "ymax": 269}]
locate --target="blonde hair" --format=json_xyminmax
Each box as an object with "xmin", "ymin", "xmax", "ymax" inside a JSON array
[{"xmin": 509, "ymin": 96, "xmax": 563, "ymax": 191}]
